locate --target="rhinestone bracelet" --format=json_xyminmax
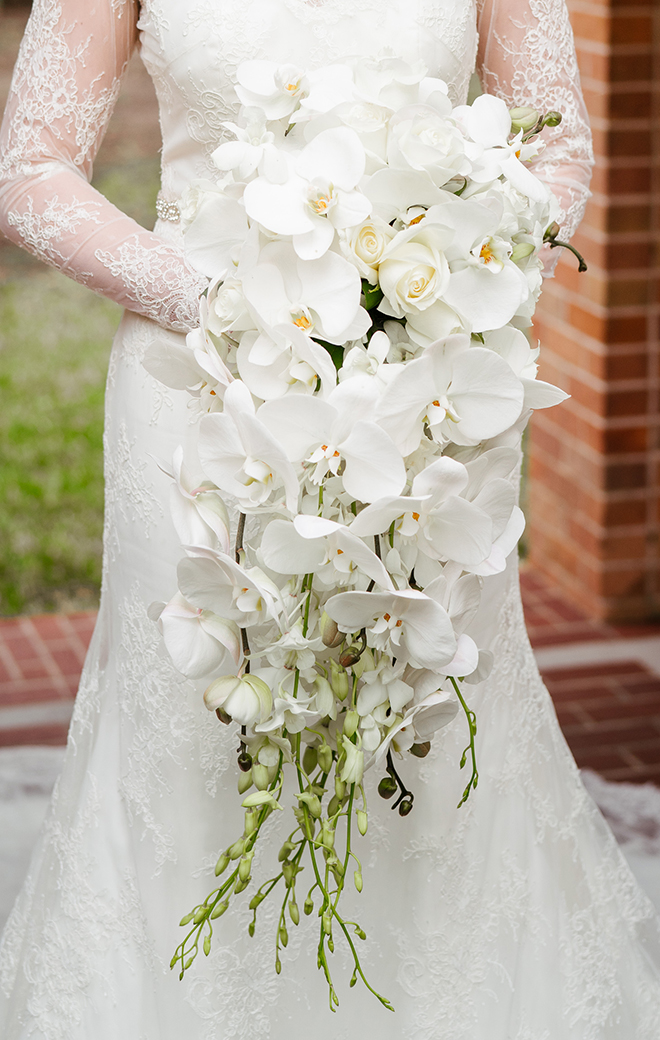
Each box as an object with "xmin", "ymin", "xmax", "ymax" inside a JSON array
[{"xmin": 156, "ymin": 193, "xmax": 181, "ymax": 223}]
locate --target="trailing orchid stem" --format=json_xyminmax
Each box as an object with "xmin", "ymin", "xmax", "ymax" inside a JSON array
[{"xmin": 450, "ymin": 677, "xmax": 479, "ymax": 807}]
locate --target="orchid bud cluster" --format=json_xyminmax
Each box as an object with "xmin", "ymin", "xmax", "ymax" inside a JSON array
[{"xmin": 146, "ymin": 57, "xmax": 569, "ymax": 1011}]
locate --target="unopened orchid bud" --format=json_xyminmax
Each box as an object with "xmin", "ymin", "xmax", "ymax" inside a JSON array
[
  {"xmin": 238, "ymin": 852, "xmax": 253, "ymax": 882},
  {"xmin": 279, "ymin": 925, "xmax": 289, "ymax": 948},
  {"xmin": 234, "ymin": 876, "xmax": 249, "ymax": 894},
  {"xmin": 278, "ymin": 840, "xmax": 296, "ymax": 862},
  {"xmin": 322, "ymin": 911, "xmax": 332, "ymax": 935},
  {"xmin": 320, "ymin": 611, "xmax": 343, "ymax": 648},
  {"xmin": 289, "ymin": 901, "xmax": 300, "ymax": 926},
  {"xmin": 356, "ymin": 809, "xmax": 368, "ymax": 836},
  {"xmin": 543, "ymin": 110, "xmax": 562, "ymax": 127},
  {"xmin": 193, "ymin": 907, "xmax": 208, "ymax": 924},
  {"xmin": 327, "ymin": 794, "xmax": 341, "ymax": 817},
  {"xmin": 244, "ymin": 809, "xmax": 259, "ymax": 836},
  {"xmin": 248, "ymin": 921, "xmax": 255, "ymax": 937},
  {"xmin": 329, "ymin": 659, "xmax": 349, "ymax": 700},
  {"xmin": 398, "ymin": 797, "xmax": 414, "ymax": 817},
  {"xmin": 354, "ymin": 869, "xmax": 363, "ymax": 893},
  {"xmin": 342, "ymin": 709, "xmax": 359, "ymax": 738},
  {"xmin": 304, "ymin": 894, "xmax": 314, "ymax": 916},
  {"xmin": 302, "ymin": 744, "xmax": 318, "ymax": 774},
  {"xmin": 237, "ymin": 749, "xmax": 252, "ymax": 772},
  {"xmin": 509, "ymin": 105, "xmax": 539, "ymax": 131},
  {"xmin": 334, "ymin": 777, "xmax": 346, "ymax": 800},
  {"xmin": 249, "ymin": 891, "xmax": 265, "ymax": 910},
  {"xmin": 210, "ymin": 900, "xmax": 229, "ymax": 920},
  {"xmin": 321, "ymin": 821, "xmax": 335, "ymax": 850},
  {"xmin": 282, "ymin": 862, "xmax": 295, "ymax": 885},
  {"xmin": 238, "ymin": 769, "xmax": 253, "ymax": 795},
  {"xmin": 215, "ymin": 852, "xmax": 230, "ymax": 877},
  {"xmin": 203, "ymin": 936, "xmax": 212, "ymax": 956},
  {"xmin": 252, "ymin": 763, "xmax": 269, "ymax": 790},
  {"xmin": 275, "ymin": 956, "xmax": 282, "ymax": 975},
  {"xmin": 318, "ymin": 743, "xmax": 333, "ymax": 774},
  {"xmin": 355, "ymin": 925, "xmax": 367, "ymax": 940},
  {"xmin": 228, "ymin": 838, "xmax": 246, "ymax": 860},
  {"xmin": 378, "ymin": 775, "xmax": 397, "ymax": 800},
  {"xmin": 510, "ymin": 241, "xmax": 535, "ymax": 264},
  {"xmin": 204, "ymin": 673, "xmax": 273, "ymax": 727},
  {"xmin": 339, "ymin": 645, "xmax": 363, "ymax": 668}
]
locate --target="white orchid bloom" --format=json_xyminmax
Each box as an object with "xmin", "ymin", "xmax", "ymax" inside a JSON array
[
  {"xmin": 260, "ymin": 619, "xmax": 322, "ymax": 679},
  {"xmin": 142, "ymin": 315, "xmax": 233, "ymax": 413},
  {"xmin": 243, "ymin": 730, "xmax": 293, "ymax": 766},
  {"xmin": 324, "ymin": 587, "xmax": 456, "ymax": 670},
  {"xmin": 211, "ymin": 109, "xmax": 279, "ymax": 181},
  {"xmin": 198, "ymin": 380, "xmax": 300, "ymax": 514},
  {"xmin": 158, "ymin": 446, "xmax": 231, "ymax": 552},
  {"xmin": 364, "ymin": 167, "xmax": 444, "ymax": 226},
  {"xmin": 412, "ymin": 198, "xmax": 530, "ymax": 333},
  {"xmin": 177, "ymin": 547, "xmax": 284, "ymax": 631},
  {"xmin": 350, "ymin": 455, "xmax": 504, "ymax": 568},
  {"xmin": 149, "ymin": 593, "xmax": 241, "ymax": 680},
  {"xmin": 260, "ymin": 514, "xmax": 394, "ymax": 588},
  {"xmin": 482, "ymin": 326, "xmax": 569, "ymax": 410},
  {"xmin": 242, "ymin": 240, "xmax": 370, "ymax": 345},
  {"xmin": 291, "ymin": 64, "xmax": 356, "ymax": 122},
  {"xmin": 259, "ymin": 378, "xmax": 406, "ymax": 502},
  {"xmin": 243, "ymin": 128, "xmax": 371, "ymax": 260},
  {"xmin": 339, "ymin": 331, "xmax": 401, "ymax": 390},
  {"xmin": 255, "ymin": 684, "xmax": 320, "ymax": 734},
  {"xmin": 353, "ymin": 55, "xmax": 427, "ymax": 111},
  {"xmin": 236, "ymin": 322, "xmax": 336, "ymax": 401},
  {"xmin": 454, "ymin": 94, "xmax": 550, "ymax": 204},
  {"xmin": 356, "ymin": 657, "xmax": 414, "ymax": 716},
  {"xmin": 204, "ymin": 673, "xmax": 273, "ymax": 726},
  {"xmin": 376, "ymin": 334, "xmax": 524, "ymax": 452},
  {"xmin": 340, "ymin": 736, "xmax": 364, "ymax": 785},
  {"xmin": 370, "ymin": 689, "xmax": 459, "ymax": 766},
  {"xmin": 235, "ymin": 61, "xmax": 309, "ymax": 120},
  {"xmin": 454, "ymin": 447, "xmax": 525, "ymax": 575},
  {"xmin": 182, "ymin": 186, "xmax": 251, "ymax": 280}
]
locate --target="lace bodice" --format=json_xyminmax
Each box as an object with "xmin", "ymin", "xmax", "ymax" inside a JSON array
[{"xmin": 0, "ymin": 0, "xmax": 592, "ymax": 332}]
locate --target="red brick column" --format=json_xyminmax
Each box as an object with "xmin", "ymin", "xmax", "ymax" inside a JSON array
[{"xmin": 528, "ymin": 0, "xmax": 660, "ymax": 622}]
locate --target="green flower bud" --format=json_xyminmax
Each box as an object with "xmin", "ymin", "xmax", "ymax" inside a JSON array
[
  {"xmin": 244, "ymin": 809, "xmax": 259, "ymax": 836},
  {"xmin": 354, "ymin": 869, "xmax": 363, "ymax": 893},
  {"xmin": 184, "ymin": 956, "xmax": 194, "ymax": 971},
  {"xmin": 289, "ymin": 901, "xmax": 300, "ymax": 926},
  {"xmin": 304, "ymin": 895, "xmax": 314, "ymax": 916},
  {"xmin": 318, "ymin": 743, "xmax": 333, "ymax": 774},
  {"xmin": 210, "ymin": 900, "xmax": 229, "ymax": 920},
  {"xmin": 320, "ymin": 611, "xmax": 344, "ymax": 648},
  {"xmin": 510, "ymin": 241, "xmax": 535, "ymax": 264},
  {"xmin": 302, "ymin": 744, "xmax": 318, "ymax": 774},
  {"xmin": 328, "ymin": 937, "xmax": 335, "ymax": 953},
  {"xmin": 275, "ymin": 956, "xmax": 282, "ymax": 975},
  {"xmin": 543, "ymin": 110, "xmax": 562, "ymax": 127},
  {"xmin": 193, "ymin": 907, "xmax": 208, "ymax": 924},
  {"xmin": 334, "ymin": 777, "xmax": 346, "ymax": 800},
  {"xmin": 238, "ymin": 853, "xmax": 253, "ymax": 882},
  {"xmin": 249, "ymin": 892, "xmax": 265, "ymax": 911},
  {"xmin": 238, "ymin": 769, "xmax": 253, "ymax": 795},
  {"xmin": 282, "ymin": 862, "xmax": 295, "ymax": 885},
  {"xmin": 355, "ymin": 926, "xmax": 367, "ymax": 940},
  {"xmin": 214, "ymin": 853, "xmax": 230, "ymax": 877},
  {"xmin": 234, "ymin": 876, "xmax": 249, "ymax": 894},
  {"xmin": 342, "ymin": 709, "xmax": 359, "ymax": 738},
  {"xmin": 237, "ymin": 749, "xmax": 252, "ymax": 772},
  {"xmin": 398, "ymin": 797, "xmax": 414, "ymax": 817},
  {"xmin": 327, "ymin": 794, "xmax": 342, "ymax": 817},
  {"xmin": 203, "ymin": 936, "xmax": 212, "ymax": 956},
  {"xmin": 252, "ymin": 763, "xmax": 269, "ymax": 790},
  {"xmin": 321, "ymin": 821, "xmax": 335, "ymax": 850},
  {"xmin": 248, "ymin": 921, "xmax": 255, "ymax": 937},
  {"xmin": 378, "ymin": 775, "xmax": 397, "ymax": 800},
  {"xmin": 329, "ymin": 659, "xmax": 349, "ymax": 700},
  {"xmin": 179, "ymin": 911, "xmax": 195, "ymax": 927},
  {"xmin": 356, "ymin": 809, "xmax": 368, "ymax": 836},
  {"xmin": 278, "ymin": 840, "xmax": 296, "ymax": 863},
  {"xmin": 228, "ymin": 838, "xmax": 245, "ymax": 860},
  {"xmin": 340, "ymin": 645, "xmax": 363, "ymax": 668},
  {"xmin": 296, "ymin": 791, "xmax": 322, "ymax": 819},
  {"xmin": 279, "ymin": 925, "xmax": 289, "ymax": 948},
  {"xmin": 350, "ymin": 971, "xmax": 358, "ymax": 988},
  {"xmin": 322, "ymin": 911, "xmax": 332, "ymax": 935},
  {"xmin": 509, "ymin": 105, "xmax": 539, "ymax": 131}
]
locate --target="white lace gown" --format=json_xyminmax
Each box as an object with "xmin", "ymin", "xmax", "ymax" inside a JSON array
[{"xmin": 1, "ymin": 1, "xmax": 659, "ymax": 1038}]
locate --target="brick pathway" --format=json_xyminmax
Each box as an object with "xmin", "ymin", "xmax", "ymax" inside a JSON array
[{"xmin": 2, "ymin": 569, "xmax": 660, "ymax": 784}]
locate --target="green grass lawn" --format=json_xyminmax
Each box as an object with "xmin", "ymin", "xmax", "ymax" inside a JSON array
[{"xmin": 0, "ymin": 273, "xmax": 119, "ymax": 614}]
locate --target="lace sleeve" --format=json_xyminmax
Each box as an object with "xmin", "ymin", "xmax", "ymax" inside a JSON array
[
  {"xmin": 0, "ymin": 0, "xmax": 206, "ymax": 333},
  {"xmin": 476, "ymin": 0, "xmax": 594, "ymax": 243}
]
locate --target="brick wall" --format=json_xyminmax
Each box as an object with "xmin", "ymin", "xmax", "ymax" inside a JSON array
[{"xmin": 529, "ymin": 0, "xmax": 660, "ymax": 622}]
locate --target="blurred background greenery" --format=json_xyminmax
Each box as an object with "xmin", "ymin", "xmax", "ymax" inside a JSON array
[{"xmin": 0, "ymin": 12, "xmax": 161, "ymax": 614}]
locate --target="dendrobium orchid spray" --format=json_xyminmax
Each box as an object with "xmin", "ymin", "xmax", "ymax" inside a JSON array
[{"xmin": 145, "ymin": 55, "xmax": 584, "ymax": 1011}]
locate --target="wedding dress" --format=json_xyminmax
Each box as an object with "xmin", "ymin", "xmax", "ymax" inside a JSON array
[{"xmin": 1, "ymin": 1, "xmax": 659, "ymax": 1037}]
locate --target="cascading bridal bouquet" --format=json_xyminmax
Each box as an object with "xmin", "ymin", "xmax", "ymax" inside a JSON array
[{"xmin": 144, "ymin": 56, "xmax": 585, "ymax": 1011}]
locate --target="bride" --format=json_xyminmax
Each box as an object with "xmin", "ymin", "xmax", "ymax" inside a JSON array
[{"xmin": 2, "ymin": 0, "xmax": 660, "ymax": 1037}]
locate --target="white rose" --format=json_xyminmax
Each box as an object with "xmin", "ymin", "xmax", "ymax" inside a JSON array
[
  {"xmin": 378, "ymin": 221, "xmax": 451, "ymax": 317},
  {"xmin": 341, "ymin": 218, "xmax": 394, "ymax": 282},
  {"xmin": 206, "ymin": 278, "xmax": 254, "ymax": 336},
  {"xmin": 387, "ymin": 105, "xmax": 471, "ymax": 187}
]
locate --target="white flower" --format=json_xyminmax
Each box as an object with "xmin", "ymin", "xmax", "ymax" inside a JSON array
[
  {"xmin": 340, "ymin": 735, "xmax": 364, "ymax": 785},
  {"xmin": 356, "ymin": 657, "xmax": 414, "ymax": 716},
  {"xmin": 260, "ymin": 514, "xmax": 394, "ymax": 588},
  {"xmin": 339, "ymin": 217, "xmax": 394, "ymax": 283},
  {"xmin": 377, "ymin": 220, "xmax": 452, "ymax": 319},
  {"xmin": 339, "ymin": 331, "xmax": 401, "ymax": 390},
  {"xmin": 150, "ymin": 593, "xmax": 241, "ymax": 680},
  {"xmin": 211, "ymin": 110, "xmax": 278, "ymax": 180},
  {"xmin": 235, "ymin": 61, "xmax": 309, "ymax": 120},
  {"xmin": 198, "ymin": 380, "xmax": 300, "ymax": 513},
  {"xmin": 370, "ymin": 689, "xmax": 459, "ymax": 766},
  {"xmin": 387, "ymin": 102, "xmax": 471, "ymax": 187},
  {"xmin": 376, "ymin": 334, "xmax": 524, "ymax": 452},
  {"xmin": 158, "ymin": 446, "xmax": 231, "ymax": 552},
  {"xmin": 177, "ymin": 547, "xmax": 284, "ymax": 630},
  {"xmin": 236, "ymin": 324, "xmax": 336, "ymax": 401},
  {"xmin": 206, "ymin": 277, "xmax": 254, "ymax": 338},
  {"xmin": 325, "ymin": 587, "xmax": 456, "ymax": 670},
  {"xmin": 243, "ymin": 128, "xmax": 371, "ymax": 260},
  {"xmin": 482, "ymin": 326, "xmax": 569, "ymax": 410},
  {"xmin": 204, "ymin": 673, "xmax": 273, "ymax": 726},
  {"xmin": 242, "ymin": 240, "xmax": 370, "ymax": 346},
  {"xmin": 259, "ymin": 378, "xmax": 406, "ymax": 502},
  {"xmin": 182, "ymin": 186, "xmax": 251, "ymax": 280},
  {"xmin": 255, "ymin": 684, "xmax": 320, "ymax": 734}
]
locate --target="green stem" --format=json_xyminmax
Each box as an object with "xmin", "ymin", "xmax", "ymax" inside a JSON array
[{"xmin": 449, "ymin": 676, "xmax": 479, "ymax": 807}]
